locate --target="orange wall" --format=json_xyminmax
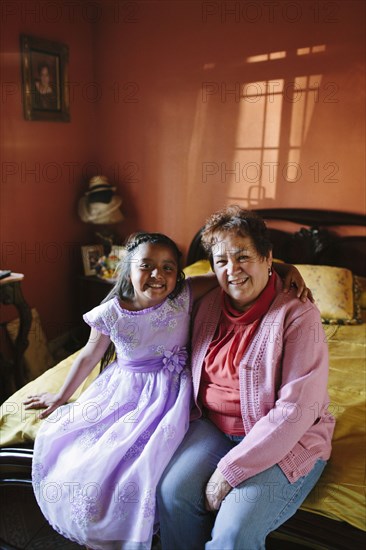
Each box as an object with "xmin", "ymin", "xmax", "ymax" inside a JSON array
[
  {"xmin": 1, "ymin": 0, "xmax": 365, "ymax": 339},
  {"xmin": 0, "ymin": 0, "xmax": 97, "ymax": 337},
  {"xmin": 94, "ymin": 0, "xmax": 365, "ymax": 252}
]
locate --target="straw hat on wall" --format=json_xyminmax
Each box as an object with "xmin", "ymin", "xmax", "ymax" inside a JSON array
[{"xmin": 78, "ymin": 175, "xmax": 124, "ymax": 224}]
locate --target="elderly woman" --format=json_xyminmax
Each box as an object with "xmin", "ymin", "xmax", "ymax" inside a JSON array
[{"xmin": 157, "ymin": 206, "xmax": 335, "ymax": 550}]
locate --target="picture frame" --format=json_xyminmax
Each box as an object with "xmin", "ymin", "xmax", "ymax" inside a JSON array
[
  {"xmin": 20, "ymin": 34, "xmax": 70, "ymax": 122},
  {"xmin": 81, "ymin": 245, "xmax": 104, "ymax": 276}
]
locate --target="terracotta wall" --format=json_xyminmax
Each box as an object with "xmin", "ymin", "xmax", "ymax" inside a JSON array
[
  {"xmin": 0, "ymin": 0, "xmax": 97, "ymax": 336},
  {"xmin": 1, "ymin": 0, "xmax": 365, "ymax": 339},
  {"xmin": 94, "ymin": 0, "xmax": 365, "ymax": 251}
]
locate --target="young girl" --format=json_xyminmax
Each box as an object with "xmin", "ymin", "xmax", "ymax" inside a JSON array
[{"xmin": 24, "ymin": 232, "xmax": 309, "ymax": 550}]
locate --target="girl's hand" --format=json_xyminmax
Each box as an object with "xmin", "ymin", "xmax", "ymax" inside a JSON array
[
  {"xmin": 23, "ymin": 392, "xmax": 64, "ymax": 419},
  {"xmin": 21, "ymin": 329, "xmax": 110, "ymax": 420},
  {"xmin": 274, "ymin": 263, "xmax": 314, "ymax": 303},
  {"xmin": 205, "ymin": 468, "xmax": 232, "ymax": 512}
]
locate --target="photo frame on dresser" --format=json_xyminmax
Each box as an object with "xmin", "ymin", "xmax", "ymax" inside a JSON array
[
  {"xmin": 81, "ymin": 245, "xmax": 104, "ymax": 276},
  {"xmin": 20, "ymin": 34, "xmax": 70, "ymax": 122}
]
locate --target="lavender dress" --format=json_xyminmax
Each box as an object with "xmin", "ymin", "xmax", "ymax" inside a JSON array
[{"xmin": 32, "ymin": 281, "xmax": 192, "ymax": 550}]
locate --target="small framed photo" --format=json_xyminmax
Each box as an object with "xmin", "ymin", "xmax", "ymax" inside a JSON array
[
  {"xmin": 20, "ymin": 34, "xmax": 70, "ymax": 122},
  {"xmin": 81, "ymin": 245, "xmax": 104, "ymax": 276}
]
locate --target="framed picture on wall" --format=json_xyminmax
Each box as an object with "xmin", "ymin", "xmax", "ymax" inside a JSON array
[
  {"xmin": 81, "ymin": 245, "xmax": 104, "ymax": 276},
  {"xmin": 20, "ymin": 35, "xmax": 70, "ymax": 122}
]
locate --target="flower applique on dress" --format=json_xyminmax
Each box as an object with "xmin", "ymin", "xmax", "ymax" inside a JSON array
[{"xmin": 162, "ymin": 346, "xmax": 188, "ymax": 374}]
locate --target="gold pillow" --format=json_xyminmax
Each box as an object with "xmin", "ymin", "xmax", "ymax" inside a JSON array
[
  {"xmin": 294, "ymin": 265, "xmax": 361, "ymax": 324},
  {"xmin": 354, "ymin": 275, "xmax": 366, "ymax": 309},
  {"xmin": 0, "ymin": 350, "xmax": 100, "ymax": 446},
  {"xmin": 183, "ymin": 259, "xmax": 212, "ymax": 277}
]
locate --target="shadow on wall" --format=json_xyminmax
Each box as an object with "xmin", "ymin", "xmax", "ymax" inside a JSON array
[{"xmin": 184, "ymin": 41, "xmax": 361, "ymax": 230}]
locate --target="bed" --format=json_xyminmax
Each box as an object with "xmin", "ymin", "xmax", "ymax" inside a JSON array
[{"xmin": 1, "ymin": 208, "xmax": 365, "ymax": 549}]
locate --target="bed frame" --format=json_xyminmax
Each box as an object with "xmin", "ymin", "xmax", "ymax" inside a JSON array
[
  {"xmin": 187, "ymin": 208, "xmax": 366, "ymax": 277},
  {"xmin": 1, "ymin": 208, "xmax": 365, "ymax": 549}
]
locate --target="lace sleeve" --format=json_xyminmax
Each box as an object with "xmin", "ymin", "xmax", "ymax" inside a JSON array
[{"xmin": 83, "ymin": 299, "xmax": 119, "ymax": 336}]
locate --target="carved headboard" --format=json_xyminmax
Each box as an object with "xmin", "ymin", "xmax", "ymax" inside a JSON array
[{"xmin": 187, "ymin": 208, "xmax": 366, "ymax": 277}]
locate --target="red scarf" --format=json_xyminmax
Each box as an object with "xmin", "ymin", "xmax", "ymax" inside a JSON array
[
  {"xmin": 200, "ymin": 271, "xmax": 278, "ymax": 435},
  {"xmin": 221, "ymin": 270, "xmax": 277, "ymax": 348}
]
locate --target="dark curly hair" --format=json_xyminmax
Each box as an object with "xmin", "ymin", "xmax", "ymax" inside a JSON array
[
  {"xmin": 99, "ymin": 232, "xmax": 185, "ymax": 370},
  {"xmin": 201, "ymin": 205, "xmax": 272, "ymax": 264}
]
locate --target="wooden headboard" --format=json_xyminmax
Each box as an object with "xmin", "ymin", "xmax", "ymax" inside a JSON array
[{"xmin": 187, "ymin": 208, "xmax": 366, "ymax": 277}]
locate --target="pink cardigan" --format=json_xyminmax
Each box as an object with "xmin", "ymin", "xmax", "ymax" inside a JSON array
[{"xmin": 191, "ymin": 278, "xmax": 335, "ymax": 486}]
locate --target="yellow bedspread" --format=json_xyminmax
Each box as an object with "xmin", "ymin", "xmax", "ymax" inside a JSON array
[
  {"xmin": 1, "ymin": 318, "xmax": 365, "ymax": 531},
  {"xmin": 301, "ymin": 321, "xmax": 366, "ymax": 530}
]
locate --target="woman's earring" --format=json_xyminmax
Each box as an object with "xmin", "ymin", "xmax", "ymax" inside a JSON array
[{"xmin": 268, "ymin": 266, "xmax": 273, "ymax": 277}]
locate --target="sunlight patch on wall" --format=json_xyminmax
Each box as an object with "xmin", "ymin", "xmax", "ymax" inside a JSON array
[
  {"xmin": 297, "ymin": 45, "xmax": 326, "ymax": 55},
  {"xmin": 247, "ymin": 51, "xmax": 286, "ymax": 63},
  {"xmin": 228, "ymin": 79, "xmax": 284, "ymax": 206},
  {"xmin": 227, "ymin": 46, "xmax": 325, "ymax": 207}
]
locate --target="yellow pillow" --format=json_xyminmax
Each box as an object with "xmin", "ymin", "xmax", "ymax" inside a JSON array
[
  {"xmin": 354, "ymin": 275, "xmax": 366, "ymax": 309},
  {"xmin": 294, "ymin": 265, "xmax": 361, "ymax": 324},
  {"xmin": 0, "ymin": 350, "xmax": 100, "ymax": 446},
  {"xmin": 184, "ymin": 259, "xmax": 212, "ymax": 277}
]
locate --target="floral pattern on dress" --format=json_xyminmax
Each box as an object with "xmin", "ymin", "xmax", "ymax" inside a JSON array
[
  {"xmin": 112, "ymin": 319, "xmax": 141, "ymax": 356},
  {"xmin": 85, "ymin": 306, "xmax": 119, "ymax": 336},
  {"xmin": 163, "ymin": 368, "xmax": 190, "ymax": 399},
  {"xmin": 32, "ymin": 462, "xmax": 48, "ymax": 484},
  {"xmin": 137, "ymin": 387, "xmax": 151, "ymax": 410},
  {"xmin": 149, "ymin": 288, "xmax": 191, "ymax": 332},
  {"xmin": 142, "ymin": 489, "xmax": 155, "ymax": 518},
  {"xmin": 106, "ymin": 431, "xmax": 119, "ymax": 447},
  {"xmin": 95, "ymin": 368, "xmax": 113, "ymax": 388},
  {"xmin": 121, "ymin": 430, "xmax": 151, "ymax": 463},
  {"xmin": 150, "ymin": 308, "xmax": 177, "ymax": 331},
  {"xmin": 77, "ymin": 421, "xmax": 109, "ymax": 450},
  {"xmin": 112, "ymin": 503, "xmax": 129, "ymax": 522},
  {"xmin": 170, "ymin": 289, "xmax": 189, "ymax": 311},
  {"xmin": 179, "ymin": 369, "xmax": 190, "ymax": 388},
  {"xmin": 99, "ymin": 378, "xmax": 120, "ymax": 399},
  {"xmin": 71, "ymin": 487, "xmax": 101, "ymax": 528},
  {"xmin": 148, "ymin": 344, "xmax": 166, "ymax": 356},
  {"xmin": 161, "ymin": 424, "xmax": 176, "ymax": 442}
]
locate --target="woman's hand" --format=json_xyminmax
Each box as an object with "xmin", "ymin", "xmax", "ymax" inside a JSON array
[
  {"xmin": 23, "ymin": 392, "xmax": 64, "ymax": 419},
  {"xmin": 275, "ymin": 263, "xmax": 314, "ymax": 303},
  {"xmin": 205, "ymin": 468, "xmax": 232, "ymax": 512}
]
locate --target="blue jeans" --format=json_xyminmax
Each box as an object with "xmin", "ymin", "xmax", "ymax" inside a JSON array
[{"xmin": 157, "ymin": 418, "xmax": 326, "ymax": 550}]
